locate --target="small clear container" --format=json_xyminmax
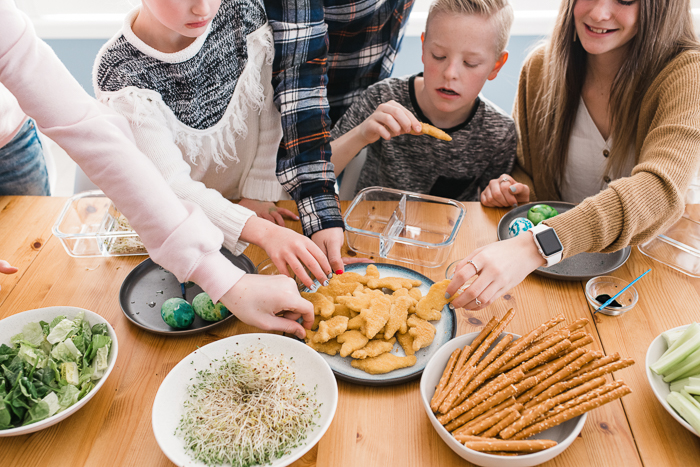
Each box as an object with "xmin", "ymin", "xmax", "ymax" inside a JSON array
[
  {"xmin": 52, "ymin": 191, "xmax": 147, "ymax": 257},
  {"xmin": 638, "ymin": 208, "xmax": 700, "ymax": 277},
  {"xmin": 585, "ymin": 275, "xmax": 638, "ymax": 316},
  {"xmin": 343, "ymin": 187, "xmax": 465, "ymax": 268}
]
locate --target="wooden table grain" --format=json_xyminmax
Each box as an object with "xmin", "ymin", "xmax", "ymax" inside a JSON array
[{"xmin": 0, "ymin": 197, "xmax": 698, "ymax": 466}]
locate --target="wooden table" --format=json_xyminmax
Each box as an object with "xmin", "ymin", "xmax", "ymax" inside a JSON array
[{"xmin": 0, "ymin": 197, "xmax": 699, "ymax": 466}]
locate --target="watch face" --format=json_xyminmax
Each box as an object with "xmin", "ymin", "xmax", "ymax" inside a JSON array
[{"xmin": 536, "ymin": 229, "xmax": 563, "ymax": 256}]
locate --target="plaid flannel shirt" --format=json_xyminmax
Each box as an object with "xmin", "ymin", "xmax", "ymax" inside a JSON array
[{"xmin": 266, "ymin": 0, "xmax": 415, "ymax": 236}]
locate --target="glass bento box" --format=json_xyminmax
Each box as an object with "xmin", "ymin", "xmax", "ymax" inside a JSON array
[
  {"xmin": 52, "ymin": 191, "xmax": 147, "ymax": 257},
  {"xmin": 343, "ymin": 187, "xmax": 465, "ymax": 268}
]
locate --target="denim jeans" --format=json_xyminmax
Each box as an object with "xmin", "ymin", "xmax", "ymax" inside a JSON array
[{"xmin": 0, "ymin": 119, "xmax": 50, "ymax": 196}]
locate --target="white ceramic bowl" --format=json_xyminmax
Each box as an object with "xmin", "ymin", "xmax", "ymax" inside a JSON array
[
  {"xmin": 152, "ymin": 333, "xmax": 338, "ymax": 466},
  {"xmin": 420, "ymin": 332, "xmax": 587, "ymax": 467},
  {"xmin": 645, "ymin": 324, "xmax": 699, "ymax": 437},
  {"xmin": 0, "ymin": 306, "xmax": 118, "ymax": 437}
]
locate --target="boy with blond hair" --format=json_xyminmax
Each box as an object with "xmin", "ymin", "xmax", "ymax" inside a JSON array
[{"xmin": 330, "ymin": 0, "xmax": 516, "ymax": 201}]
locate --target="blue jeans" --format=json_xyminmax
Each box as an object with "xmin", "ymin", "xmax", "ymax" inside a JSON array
[{"xmin": 0, "ymin": 119, "xmax": 50, "ymax": 196}]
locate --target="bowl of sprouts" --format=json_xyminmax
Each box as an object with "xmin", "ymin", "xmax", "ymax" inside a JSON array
[
  {"xmin": 151, "ymin": 333, "xmax": 338, "ymax": 466},
  {"xmin": 0, "ymin": 306, "xmax": 117, "ymax": 436}
]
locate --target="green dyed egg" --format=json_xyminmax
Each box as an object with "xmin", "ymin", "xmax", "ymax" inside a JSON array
[
  {"xmin": 161, "ymin": 298, "xmax": 195, "ymax": 328},
  {"xmin": 192, "ymin": 292, "xmax": 230, "ymax": 322}
]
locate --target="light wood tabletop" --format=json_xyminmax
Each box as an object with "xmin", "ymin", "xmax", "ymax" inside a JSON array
[{"xmin": 0, "ymin": 196, "xmax": 699, "ymax": 466}]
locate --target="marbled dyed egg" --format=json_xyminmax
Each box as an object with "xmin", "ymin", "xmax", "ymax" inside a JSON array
[
  {"xmin": 192, "ymin": 292, "xmax": 230, "ymax": 322},
  {"xmin": 161, "ymin": 298, "xmax": 195, "ymax": 328},
  {"xmin": 508, "ymin": 217, "xmax": 534, "ymax": 238}
]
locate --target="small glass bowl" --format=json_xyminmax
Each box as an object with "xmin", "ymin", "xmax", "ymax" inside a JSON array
[
  {"xmin": 585, "ymin": 275, "xmax": 638, "ymax": 316},
  {"xmin": 255, "ymin": 258, "xmax": 309, "ymax": 291}
]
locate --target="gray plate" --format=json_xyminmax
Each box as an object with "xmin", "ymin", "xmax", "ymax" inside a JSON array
[
  {"xmin": 497, "ymin": 202, "xmax": 631, "ymax": 281},
  {"xmin": 300, "ymin": 263, "xmax": 456, "ymax": 386},
  {"xmin": 119, "ymin": 249, "xmax": 255, "ymax": 335}
]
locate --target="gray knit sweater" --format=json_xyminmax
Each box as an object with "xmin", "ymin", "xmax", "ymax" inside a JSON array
[{"xmin": 331, "ymin": 74, "xmax": 516, "ymax": 201}]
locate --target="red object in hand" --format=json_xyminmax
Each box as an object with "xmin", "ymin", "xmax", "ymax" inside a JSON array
[{"xmin": 335, "ymin": 270, "xmax": 343, "ymax": 275}]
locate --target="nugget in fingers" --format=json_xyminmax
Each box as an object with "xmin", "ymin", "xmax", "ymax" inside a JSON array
[
  {"xmin": 301, "ymin": 292, "xmax": 335, "ymax": 318},
  {"xmin": 351, "ymin": 352, "xmax": 417, "ymax": 374},
  {"xmin": 415, "ymin": 279, "xmax": 451, "ymax": 321},
  {"xmin": 420, "ymin": 122, "xmax": 452, "ymax": 142}
]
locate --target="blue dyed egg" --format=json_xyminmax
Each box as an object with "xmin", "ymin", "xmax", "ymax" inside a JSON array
[
  {"xmin": 508, "ymin": 217, "xmax": 534, "ymax": 238},
  {"xmin": 192, "ymin": 292, "xmax": 230, "ymax": 322},
  {"xmin": 161, "ymin": 298, "xmax": 195, "ymax": 328}
]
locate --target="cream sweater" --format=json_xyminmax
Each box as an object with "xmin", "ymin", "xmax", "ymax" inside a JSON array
[{"xmin": 513, "ymin": 47, "xmax": 700, "ymax": 258}]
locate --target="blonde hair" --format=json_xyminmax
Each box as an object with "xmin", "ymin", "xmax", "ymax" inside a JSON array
[
  {"xmin": 535, "ymin": 0, "xmax": 700, "ymax": 188},
  {"xmin": 425, "ymin": 0, "xmax": 514, "ymax": 55}
]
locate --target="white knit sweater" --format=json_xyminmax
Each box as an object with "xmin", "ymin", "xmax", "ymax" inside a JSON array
[{"xmin": 94, "ymin": 0, "xmax": 284, "ymax": 252}]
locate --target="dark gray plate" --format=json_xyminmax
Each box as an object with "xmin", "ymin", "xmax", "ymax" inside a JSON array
[
  {"xmin": 119, "ymin": 249, "xmax": 255, "ymax": 335},
  {"xmin": 300, "ymin": 263, "xmax": 456, "ymax": 386},
  {"xmin": 497, "ymin": 202, "xmax": 631, "ymax": 281}
]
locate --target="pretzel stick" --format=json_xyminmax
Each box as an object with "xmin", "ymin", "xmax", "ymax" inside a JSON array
[
  {"xmin": 568, "ymin": 335, "xmax": 594, "ymax": 352},
  {"xmin": 421, "ymin": 122, "xmax": 452, "ymax": 142},
  {"xmin": 567, "ymin": 353, "xmax": 620, "ymax": 380},
  {"xmin": 499, "ymin": 398, "xmax": 559, "ymax": 439},
  {"xmin": 485, "ymin": 452, "xmax": 520, "ymax": 456},
  {"xmin": 527, "ymin": 349, "xmax": 601, "ymax": 380},
  {"xmin": 450, "ymin": 345, "xmax": 472, "ymax": 383},
  {"xmin": 524, "ymin": 357, "xmax": 634, "ymax": 408},
  {"xmin": 456, "ymin": 405, "xmax": 519, "ymax": 436},
  {"xmin": 464, "ymin": 309, "xmax": 515, "ymax": 369},
  {"xmin": 518, "ymin": 350, "xmax": 597, "ymax": 404},
  {"xmin": 475, "ymin": 334, "xmax": 514, "ymax": 375},
  {"xmin": 430, "ymin": 348, "xmax": 461, "ymax": 411},
  {"xmin": 568, "ymin": 330, "xmax": 587, "ymax": 342},
  {"xmin": 499, "ymin": 329, "xmax": 571, "ymax": 372},
  {"xmin": 518, "ymin": 339, "xmax": 572, "ymax": 373},
  {"xmin": 444, "ymin": 384, "xmax": 518, "ymax": 431},
  {"xmin": 453, "ymin": 398, "xmax": 516, "ymax": 435},
  {"xmin": 515, "ymin": 348, "xmax": 587, "ymax": 403},
  {"xmin": 512, "ymin": 385, "xmax": 631, "ymax": 440},
  {"xmin": 457, "ymin": 335, "xmax": 516, "ymax": 401},
  {"xmin": 461, "ymin": 439, "xmax": 558, "ymax": 453},
  {"xmin": 534, "ymin": 380, "xmax": 624, "ymax": 423},
  {"xmin": 530, "ymin": 317, "xmax": 586, "ymax": 346},
  {"xmin": 439, "ymin": 369, "xmax": 524, "ymax": 424},
  {"xmin": 512, "ymin": 375, "xmax": 539, "ymax": 396},
  {"xmin": 481, "ymin": 407, "xmax": 522, "ymax": 438},
  {"xmin": 527, "ymin": 377, "xmax": 606, "ymax": 423},
  {"xmin": 438, "ymin": 365, "xmax": 479, "ymax": 414}
]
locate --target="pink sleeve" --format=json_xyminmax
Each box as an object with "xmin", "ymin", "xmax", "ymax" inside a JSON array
[{"xmin": 0, "ymin": 1, "xmax": 244, "ymax": 302}]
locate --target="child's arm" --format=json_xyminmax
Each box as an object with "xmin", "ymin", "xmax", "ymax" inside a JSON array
[{"xmin": 330, "ymin": 100, "xmax": 422, "ymax": 176}]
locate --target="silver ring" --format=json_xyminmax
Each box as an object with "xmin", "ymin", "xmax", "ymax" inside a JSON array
[
  {"xmin": 475, "ymin": 298, "xmax": 482, "ymax": 306},
  {"xmin": 499, "ymin": 177, "xmax": 511, "ymax": 184},
  {"xmin": 466, "ymin": 259, "xmax": 480, "ymax": 274}
]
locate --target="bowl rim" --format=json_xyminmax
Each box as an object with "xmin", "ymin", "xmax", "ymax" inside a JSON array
[
  {"xmin": 0, "ymin": 306, "xmax": 118, "ymax": 437},
  {"xmin": 420, "ymin": 331, "xmax": 587, "ymax": 464},
  {"xmin": 585, "ymin": 275, "xmax": 638, "ymax": 313},
  {"xmin": 151, "ymin": 332, "xmax": 339, "ymax": 466},
  {"xmin": 644, "ymin": 324, "xmax": 700, "ymax": 437}
]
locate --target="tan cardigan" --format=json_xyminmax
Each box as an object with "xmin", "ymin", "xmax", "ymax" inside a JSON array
[{"xmin": 512, "ymin": 47, "xmax": 700, "ymax": 258}]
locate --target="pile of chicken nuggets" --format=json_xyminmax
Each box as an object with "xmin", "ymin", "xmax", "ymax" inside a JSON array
[{"xmin": 301, "ymin": 264, "xmax": 452, "ymax": 375}]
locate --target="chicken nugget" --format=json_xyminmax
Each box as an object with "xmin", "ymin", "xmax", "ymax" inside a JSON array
[
  {"xmin": 415, "ymin": 279, "xmax": 451, "ymax": 321},
  {"xmin": 316, "ymin": 280, "xmax": 363, "ymax": 302},
  {"xmin": 337, "ymin": 330, "xmax": 369, "ymax": 358},
  {"xmin": 305, "ymin": 330, "xmax": 342, "ymax": 356},
  {"xmin": 334, "ymin": 271, "xmax": 369, "ymax": 285},
  {"xmin": 301, "ymin": 292, "xmax": 335, "ymax": 318},
  {"xmin": 384, "ymin": 295, "xmax": 413, "ymax": 340},
  {"xmin": 333, "ymin": 303, "xmax": 354, "ymax": 318},
  {"xmin": 359, "ymin": 295, "xmax": 392, "ymax": 339},
  {"xmin": 347, "ymin": 315, "xmax": 364, "ymax": 330},
  {"xmin": 367, "ymin": 277, "xmax": 422, "ymax": 291},
  {"xmin": 351, "ymin": 337, "xmax": 396, "ymax": 359},
  {"xmin": 364, "ymin": 264, "xmax": 380, "ymax": 279},
  {"xmin": 336, "ymin": 293, "xmax": 373, "ymax": 312},
  {"xmin": 350, "ymin": 352, "xmax": 417, "ymax": 374},
  {"xmin": 407, "ymin": 315, "xmax": 436, "ymax": 351},
  {"xmin": 397, "ymin": 331, "xmax": 416, "ymax": 356},
  {"xmin": 312, "ymin": 315, "xmax": 324, "ymax": 330},
  {"xmin": 314, "ymin": 315, "xmax": 349, "ymax": 343},
  {"xmin": 408, "ymin": 288, "xmax": 422, "ymax": 302}
]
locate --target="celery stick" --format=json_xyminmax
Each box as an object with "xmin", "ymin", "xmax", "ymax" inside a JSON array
[
  {"xmin": 667, "ymin": 391, "xmax": 700, "ymax": 433},
  {"xmin": 662, "ymin": 324, "xmax": 698, "ymax": 355},
  {"xmin": 663, "ymin": 356, "xmax": 700, "ymax": 382},
  {"xmin": 662, "ymin": 327, "xmax": 688, "ymax": 349},
  {"xmin": 670, "ymin": 377, "xmax": 692, "ymax": 393},
  {"xmin": 686, "ymin": 386, "xmax": 700, "ymax": 396},
  {"xmin": 681, "ymin": 389, "xmax": 700, "ymax": 412},
  {"xmin": 651, "ymin": 331, "xmax": 700, "ymax": 375}
]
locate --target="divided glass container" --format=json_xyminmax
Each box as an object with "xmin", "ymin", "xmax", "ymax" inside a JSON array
[
  {"xmin": 52, "ymin": 191, "xmax": 147, "ymax": 257},
  {"xmin": 343, "ymin": 187, "xmax": 465, "ymax": 268}
]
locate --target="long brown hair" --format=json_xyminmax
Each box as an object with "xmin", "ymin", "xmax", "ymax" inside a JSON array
[{"xmin": 535, "ymin": 0, "xmax": 700, "ymax": 191}]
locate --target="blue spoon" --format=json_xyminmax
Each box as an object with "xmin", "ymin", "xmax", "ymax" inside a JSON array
[{"xmin": 593, "ymin": 268, "xmax": 651, "ymax": 315}]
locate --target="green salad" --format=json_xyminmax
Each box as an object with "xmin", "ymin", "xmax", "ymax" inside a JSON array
[{"xmin": 0, "ymin": 312, "xmax": 112, "ymax": 429}]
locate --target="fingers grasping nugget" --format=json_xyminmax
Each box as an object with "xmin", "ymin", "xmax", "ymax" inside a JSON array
[{"xmin": 301, "ymin": 292, "xmax": 335, "ymax": 318}]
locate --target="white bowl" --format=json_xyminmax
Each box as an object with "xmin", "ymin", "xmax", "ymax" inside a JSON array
[
  {"xmin": 152, "ymin": 333, "xmax": 338, "ymax": 466},
  {"xmin": 0, "ymin": 306, "xmax": 119, "ymax": 437},
  {"xmin": 645, "ymin": 324, "xmax": 699, "ymax": 437},
  {"xmin": 420, "ymin": 332, "xmax": 587, "ymax": 467}
]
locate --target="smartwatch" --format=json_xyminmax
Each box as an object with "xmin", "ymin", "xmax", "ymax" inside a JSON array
[{"xmin": 529, "ymin": 224, "xmax": 563, "ymax": 267}]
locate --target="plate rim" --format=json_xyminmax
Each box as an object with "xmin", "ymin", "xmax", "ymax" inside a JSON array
[
  {"xmin": 151, "ymin": 332, "xmax": 339, "ymax": 466},
  {"xmin": 497, "ymin": 202, "xmax": 631, "ymax": 281},
  {"xmin": 644, "ymin": 324, "xmax": 700, "ymax": 437},
  {"xmin": 118, "ymin": 250, "xmax": 254, "ymax": 335},
  {"xmin": 301, "ymin": 262, "xmax": 457, "ymax": 387}
]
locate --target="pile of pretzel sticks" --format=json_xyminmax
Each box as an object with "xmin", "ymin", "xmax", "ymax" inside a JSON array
[{"xmin": 430, "ymin": 309, "xmax": 634, "ymax": 455}]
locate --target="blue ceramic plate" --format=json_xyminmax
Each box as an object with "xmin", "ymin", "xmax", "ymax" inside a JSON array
[{"xmin": 302, "ymin": 263, "xmax": 456, "ymax": 386}]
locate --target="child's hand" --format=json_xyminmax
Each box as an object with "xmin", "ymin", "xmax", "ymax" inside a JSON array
[
  {"xmin": 239, "ymin": 199, "xmax": 299, "ymax": 227},
  {"xmin": 360, "ymin": 100, "xmax": 422, "ymax": 144},
  {"xmin": 0, "ymin": 260, "xmax": 18, "ymax": 274},
  {"xmin": 480, "ymin": 175, "xmax": 530, "ymax": 208},
  {"xmin": 219, "ymin": 274, "xmax": 314, "ymax": 339}
]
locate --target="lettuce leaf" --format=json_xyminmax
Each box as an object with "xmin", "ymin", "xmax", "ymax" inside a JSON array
[
  {"xmin": 22, "ymin": 322, "xmax": 45, "ymax": 347},
  {"xmin": 46, "ymin": 319, "xmax": 77, "ymax": 345}
]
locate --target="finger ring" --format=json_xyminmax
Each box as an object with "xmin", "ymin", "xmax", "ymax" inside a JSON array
[
  {"xmin": 499, "ymin": 177, "xmax": 510, "ymax": 184},
  {"xmin": 466, "ymin": 259, "xmax": 480, "ymax": 274},
  {"xmin": 475, "ymin": 298, "xmax": 482, "ymax": 306}
]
